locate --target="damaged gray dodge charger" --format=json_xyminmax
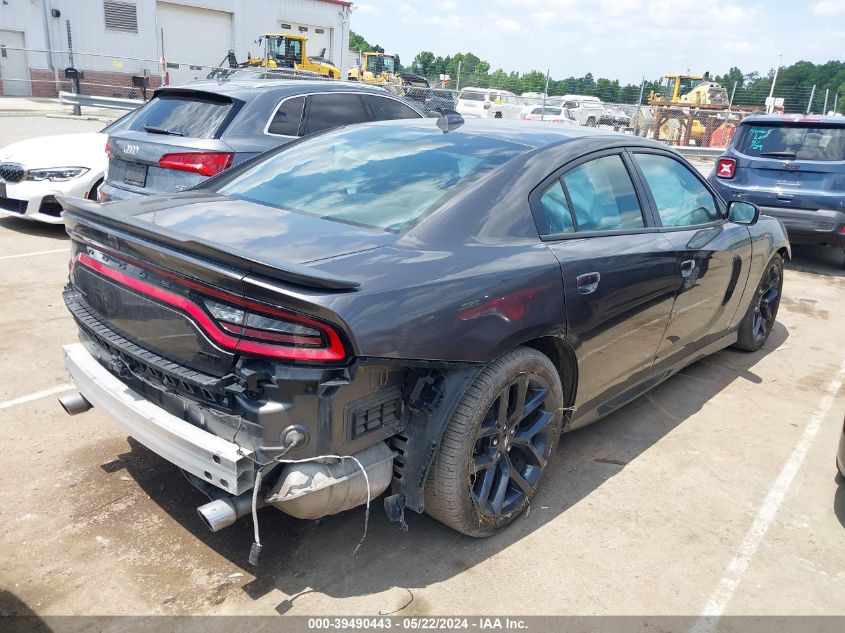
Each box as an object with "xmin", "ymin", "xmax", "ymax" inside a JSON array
[{"xmin": 58, "ymin": 117, "xmax": 789, "ymax": 560}]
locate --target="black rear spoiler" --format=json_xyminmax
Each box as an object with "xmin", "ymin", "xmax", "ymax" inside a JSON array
[{"xmin": 58, "ymin": 197, "xmax": 360, "ymax": 291}]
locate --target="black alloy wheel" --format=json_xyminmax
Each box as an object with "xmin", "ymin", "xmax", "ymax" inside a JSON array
[
  {"xmin": 470, "ymin": 374, "xmax": 556, "ymax": 518},
  {"xmin": 424, "ymin": 347, "xmax": 564, "ymax": 536}
]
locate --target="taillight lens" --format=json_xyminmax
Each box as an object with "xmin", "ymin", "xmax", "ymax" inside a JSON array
[
  {"xmin": 75, "ymin": 252, "xmax": 347, "ymax": 363},
  {"xmin": 716, "ymin": 157, "xmax": 736, "ymax": 179},
  {"xmin": 205, "ymin": 299, "xmax": 324, "ymax": 347},
  {"xmin": 158, "ymin": 152, "xmax": 234, "ymax": 177},
  {"xmin": 105, "ymin": 141, "xmax": 112, "ymax": 158}
]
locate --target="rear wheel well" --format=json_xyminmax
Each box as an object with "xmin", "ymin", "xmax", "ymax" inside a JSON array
[
  {"xmin": 777, "ymin": 246, "xmax": 790, "ymax": 262},
  {"xmin": 524, "ymin": 336, "xmax": 577, "ymax": 413},
  {"xmin": 87, "ymin": 178, "xmax": 103, "ymax": 201}
]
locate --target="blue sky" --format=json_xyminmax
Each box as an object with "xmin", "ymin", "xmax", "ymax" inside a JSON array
[{"xmin": 351, "ymin": 0, "xmax": 845, "ymax": 84}]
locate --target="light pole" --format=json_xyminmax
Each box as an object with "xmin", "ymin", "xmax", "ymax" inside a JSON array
[
  {"xmin": 767, "ymin": 53, "xmax": 782, "ymax": 113},
  {"xmin": 541, "ymin": 69, "xmax": 549, "ymax": 121}
]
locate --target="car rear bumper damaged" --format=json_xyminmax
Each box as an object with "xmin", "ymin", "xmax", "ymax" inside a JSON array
[
  {"xmin": 63, "ymin": 342, "xmax": 398, "ymax": 534},
  {"xmin": 64, "ymin": 342, "xmax": 254, "ymax": 495}
]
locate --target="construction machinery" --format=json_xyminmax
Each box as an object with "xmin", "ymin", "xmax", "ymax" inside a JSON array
[
  {"xmin": 348, "ymin": 51, "xmax": 429, "ymax": 87},
  {"xmin": 642, "ymin": 72, "xmax": 751, "ymax": 146},
  {"xmin": 648, "ymin": 72, "xmax": 729, "ymax": 106},
  {"xmin": 210, "ymin": 34, "xmax": 341, "ymax": 80}
]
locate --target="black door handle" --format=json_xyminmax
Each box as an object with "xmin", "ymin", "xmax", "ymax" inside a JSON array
[
  {"xmin": 681, "ymin": 259, "xmax": 696, "ymax": 278},
  {"xmin": 576, "ymin": 271, "xmax": 601, "ymax": 295}
]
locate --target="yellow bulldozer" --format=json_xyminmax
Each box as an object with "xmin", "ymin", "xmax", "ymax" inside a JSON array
[
  {"xmin": 348, "ymin": 51, "xmax": 429, "ymax": 87},
  {"xmin": 648, "ymin": 73, "xmax": 729, "ymax": 106},
  {"xmin": 210, "ymin": 34, "xmax": 341, "ymax": 80},
  {"xmin": 645, "ymin": 72, "xmax": 731, "ymax": 144}
]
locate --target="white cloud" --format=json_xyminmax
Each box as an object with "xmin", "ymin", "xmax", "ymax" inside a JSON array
[
  {"xmin": 398, "ymin": 3, "xmax": 417, "ymax": 16},
  {"xmin": 438, "ymin": 0, "xmax": 457, "ymax": 9},
  {"xmin": 421, "ymin": 14, "xmax": 467, "ymax": 31},
  {"xmin": 813, "ymin": 0, "xmax": 845, "ymax": 16},
  {"xmin": 495, "ymin": 17, "xmax": 522, "ymax": 32},
  {"xmin": 355, "ymin": 3, "xmax": 376, "ymax": 13}
]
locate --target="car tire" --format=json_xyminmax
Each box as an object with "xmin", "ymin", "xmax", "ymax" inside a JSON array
[
  {"xmin": 586, "ymin": 117, "xmax": 596, "ymax": 127},
  {"xmin": 424, "ymin": 346, "xmax": 564, "ymax": 536},
  {"xmin": 734, "ymin": 254, "xmax": 784, "ymax": 352}
]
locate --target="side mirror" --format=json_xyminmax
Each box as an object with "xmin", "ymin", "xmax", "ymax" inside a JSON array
[{"xmin": 728, "ymin": 200, "xmax": 759, "ymax": 225}]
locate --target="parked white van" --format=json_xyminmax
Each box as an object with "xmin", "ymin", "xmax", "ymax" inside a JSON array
[
  {"xmin": 549, "ymin": 94, "xmax": 604, "ymax": 127},
  {"xmin": 456, "ymin": 88, "xmax": 523, "ymax": 119}
]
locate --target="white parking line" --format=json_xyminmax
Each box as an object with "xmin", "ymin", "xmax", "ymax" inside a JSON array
[
  {"xmin": 0, "ymin": 383, "xmax": 74, "ymax": 411},
  {"xmin": 0, "ymin": 248, "xmax": 69, "ymax": 261},
  {"xmin": 693, "ymin": 357, "xmax": 845, "ymax": 630}
]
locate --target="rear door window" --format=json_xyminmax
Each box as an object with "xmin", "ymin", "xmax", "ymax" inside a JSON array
[
  {"xmin": 362, "ymin": 95, "xmax": 422, "ymax": 121},
  {"xmin": 537, "ymin": 180, "xmax": 575, "ymax": 235},
  {"xmin": 634, "ymin": 153, "xmax": 720, "ymax": 226},
  {"xmin": 561, "ymin": 154, "xmax": 645, "ymax": 231},
  {"xmin": 127, "ymin": 93, "xmax": 233, "ymax": 138},
  {"xmin": 301, "ymin": 93, "xmax": 371, "ymax": 135},
  {"xmin": 736, "ymin": 123, "xmax": 845, "ymax": 161},
  {"xmin": 267, "ymin": 96, "xmax": 305, "ymax": 136}
]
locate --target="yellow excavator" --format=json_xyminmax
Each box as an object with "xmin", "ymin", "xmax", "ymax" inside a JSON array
[
  {"xmin": 348, "ymin": 51, "xmax": 429, "ymax": 87},
  {"xmin": 210, "ymin": 34, "xmax": 341, "ymax": 80}
]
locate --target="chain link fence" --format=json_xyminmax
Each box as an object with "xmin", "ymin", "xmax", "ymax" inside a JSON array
[
  {"xmin": 1, "ymin": 44, "xmax": 837, "ymax": 153},
  {"xmin": 0, "ymin": 46, "xmax": 162, "ymax": 99}
]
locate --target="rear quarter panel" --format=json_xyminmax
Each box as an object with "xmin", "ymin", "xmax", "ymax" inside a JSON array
[{"xmin": 260, "ymin": 241, "xmax": 567, "ymax": 363}]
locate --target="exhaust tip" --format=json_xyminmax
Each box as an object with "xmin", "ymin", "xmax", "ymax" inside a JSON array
[
  {"xmin": 197, "ymin": 498, "xmax": 238, "ymax": 533},
  {"xmin": 58, "ymin": 392, "xmax": 92, "ymax": 416}
]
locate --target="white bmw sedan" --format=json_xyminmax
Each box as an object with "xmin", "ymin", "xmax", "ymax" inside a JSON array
[{"xmin": 0, "ymin": 114, "xmax": 132, "ymax": 224}]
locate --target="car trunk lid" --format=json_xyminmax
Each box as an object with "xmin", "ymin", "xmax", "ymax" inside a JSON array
[{"xmin": 61, "ymin": 194, "xmax": 372, "ymax": 377}]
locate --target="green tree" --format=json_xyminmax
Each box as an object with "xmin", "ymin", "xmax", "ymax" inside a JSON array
[
  {"xmin": 348, "ymin": 31, "xmax": 383, "ymax": 53},
  {"xmin": 410, "ymin": 51, "xmax": 435, "ymax": 77}
]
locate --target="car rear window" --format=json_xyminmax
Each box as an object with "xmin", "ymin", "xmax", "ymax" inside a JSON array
[
  {"xmin": 736, "ymin": 123, "xmax": 845, "ymax": 161},
  {"xmin": 460, "ymin": 92, "xmax": 486, "ymax": 102},
  {"xmin": 215, "ymin": 124, "xmax": 527, "ymax": 232},
  {"xmin": 127, "ymin": 93, "xmax": 233, "ymax": 139}
]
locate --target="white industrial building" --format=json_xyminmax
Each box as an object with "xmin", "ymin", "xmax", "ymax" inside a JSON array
[{"xmin": 0, "ymin": 0, "xmax": 353, "ymax": 96}]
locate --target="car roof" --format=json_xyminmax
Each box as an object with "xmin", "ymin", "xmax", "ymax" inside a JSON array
[
  {"xmin": 740, "ymin": 114, "xmax": 845, "ymax": 126},
  {"xmin": 154, "ymin": 79, "xmax": 395, "ymax": 100}
]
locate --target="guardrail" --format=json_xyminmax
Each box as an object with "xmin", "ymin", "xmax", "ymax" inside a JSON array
[
  {"xmin": 58, "ymin": 91, "xmax": 142, "ymax": 111},
  {"xmin": 673, "ymin": 146, "xmax": 724, "ymax": 159}
]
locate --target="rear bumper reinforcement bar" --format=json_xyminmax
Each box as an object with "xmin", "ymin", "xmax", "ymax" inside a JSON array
[{"xmin": 63, "ymin": 343, "xmax": 254, "ymax": 495}]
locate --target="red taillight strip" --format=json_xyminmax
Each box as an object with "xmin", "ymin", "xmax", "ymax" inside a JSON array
[
  {"xmin": 77, "ymin": 239, "xmax": 334, "ymax": 335},
  {"xmin": 75, "ymin": 253, "xmax": 346, "ymax": 362},
  {"xmin": 219, "ymin": 321, "xmax": 322, "ymax": 346}
]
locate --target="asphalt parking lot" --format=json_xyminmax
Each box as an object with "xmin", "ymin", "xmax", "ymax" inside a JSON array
[{"xmin": 1, "ymin": 115, "xmax": 845, "ymax": 618}]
